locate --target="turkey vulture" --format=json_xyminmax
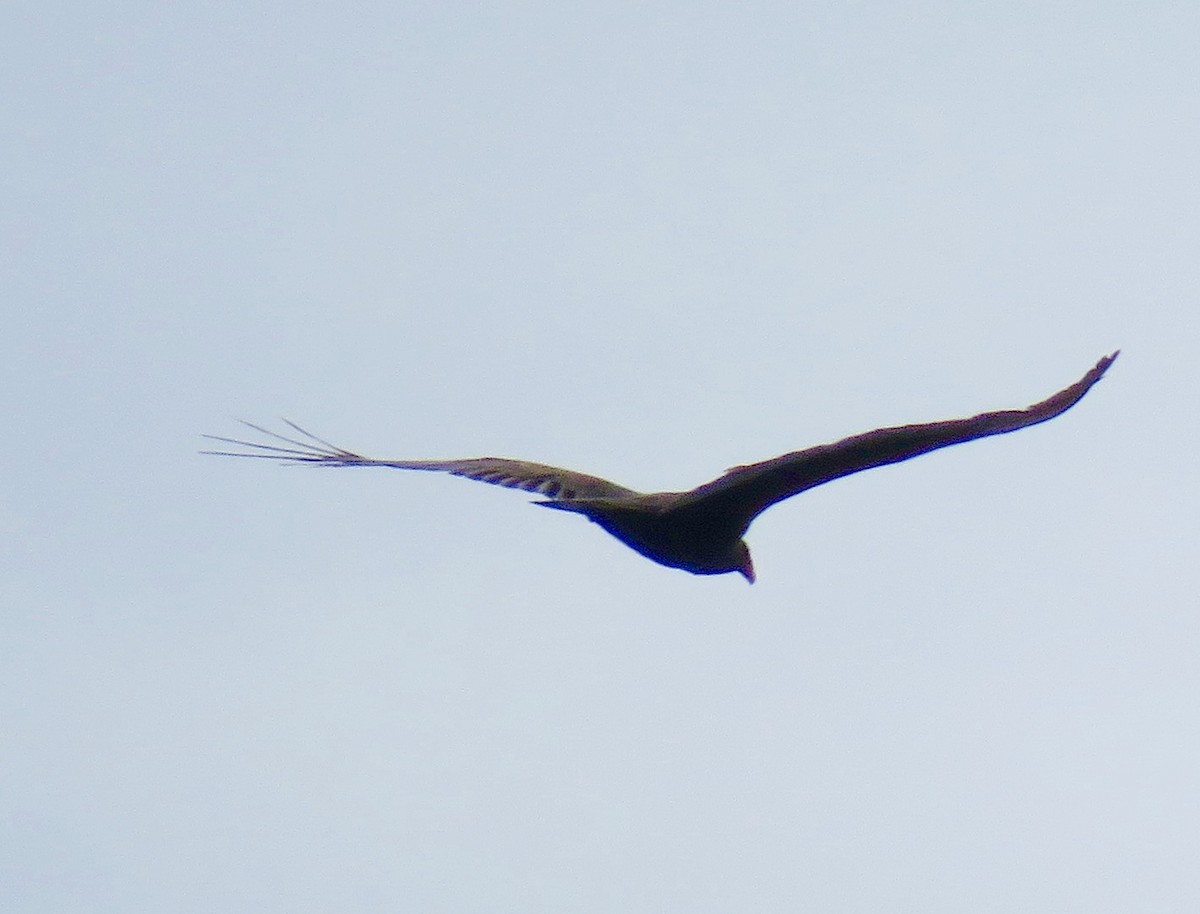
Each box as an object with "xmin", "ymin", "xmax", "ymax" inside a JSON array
[{"xmin": 204, "ymin": 352, "xmax": 1116, "ymax": 582}]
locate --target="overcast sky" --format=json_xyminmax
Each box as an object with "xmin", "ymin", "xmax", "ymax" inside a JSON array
[{"xmin": 3, "ymin": 2, "xmax": 1198, "ymax": 911}]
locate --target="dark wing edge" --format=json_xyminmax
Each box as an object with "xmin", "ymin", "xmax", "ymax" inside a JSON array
[
  {"xmin": 201, "ymin": 419, "xmax": 638, "ymax": 501},
  {"xmin": 682, "ymin": 351, "xmax": 1119, "ymax": 525}
]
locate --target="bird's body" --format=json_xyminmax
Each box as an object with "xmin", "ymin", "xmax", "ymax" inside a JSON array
[
  {"xmin": 538, "ymin": 494, "xmax": 753, "ymax": 578},
  {"xmin": 205, "ymin": 352, "xmax": 1117, "ymax": 583}
]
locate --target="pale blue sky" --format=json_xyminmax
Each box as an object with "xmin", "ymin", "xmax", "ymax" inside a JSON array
[{"xmin": 3, "ymin": 2, "xmax": 1198, "ymax": 911}]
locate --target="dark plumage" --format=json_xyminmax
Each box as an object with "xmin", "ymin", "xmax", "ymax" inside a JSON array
[{"xmin": 204, "ymin": 352, "xmax": 1117, "ymax": 582}]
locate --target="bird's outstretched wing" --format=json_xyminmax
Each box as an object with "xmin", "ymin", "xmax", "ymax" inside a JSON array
[
  {"xmin": 202, "ymin": 420, "xmax": 638, "ymax": 501},
  {"xmin": 676, "ymin": 351, "xmax": 1119, "ymax": 530}
]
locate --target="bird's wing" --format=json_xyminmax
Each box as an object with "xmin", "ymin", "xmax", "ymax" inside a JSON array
[
  {"xmin": 202, "ymin": 420, "xmax": 638, "ymax": 501},
  {"xmin": 676, "ymin": 351, "xmax": 1118, "ymax": 530}
]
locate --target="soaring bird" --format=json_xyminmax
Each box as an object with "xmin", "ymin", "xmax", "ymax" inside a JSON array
[{"xmin": 204, "ymin": 352, "xmax": 1116, "ymax": 583}]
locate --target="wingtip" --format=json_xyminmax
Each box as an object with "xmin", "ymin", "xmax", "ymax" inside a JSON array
[{"xmin": 1091, "ymin": 350, "xmax": 1120, "ymax": 380}]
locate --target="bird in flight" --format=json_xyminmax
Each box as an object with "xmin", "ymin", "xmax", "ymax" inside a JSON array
[{"xmin": 205, "ymin": 352, "xmax": 1117, "ymax": 583}]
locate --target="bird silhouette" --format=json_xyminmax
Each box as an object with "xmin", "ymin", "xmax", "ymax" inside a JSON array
[{"xmin": 204, "ymin": 352, "xmax": 1117, "ymax": 583}]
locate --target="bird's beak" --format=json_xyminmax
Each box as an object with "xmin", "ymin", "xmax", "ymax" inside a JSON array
[{"xmin": 740, "ymin": 555, "xmax": 756, "ymax": 584}]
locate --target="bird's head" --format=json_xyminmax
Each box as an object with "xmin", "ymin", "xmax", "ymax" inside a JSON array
[{"xmin": 736, "ymin": 541, "xmax": 755, "ymax": 584}]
